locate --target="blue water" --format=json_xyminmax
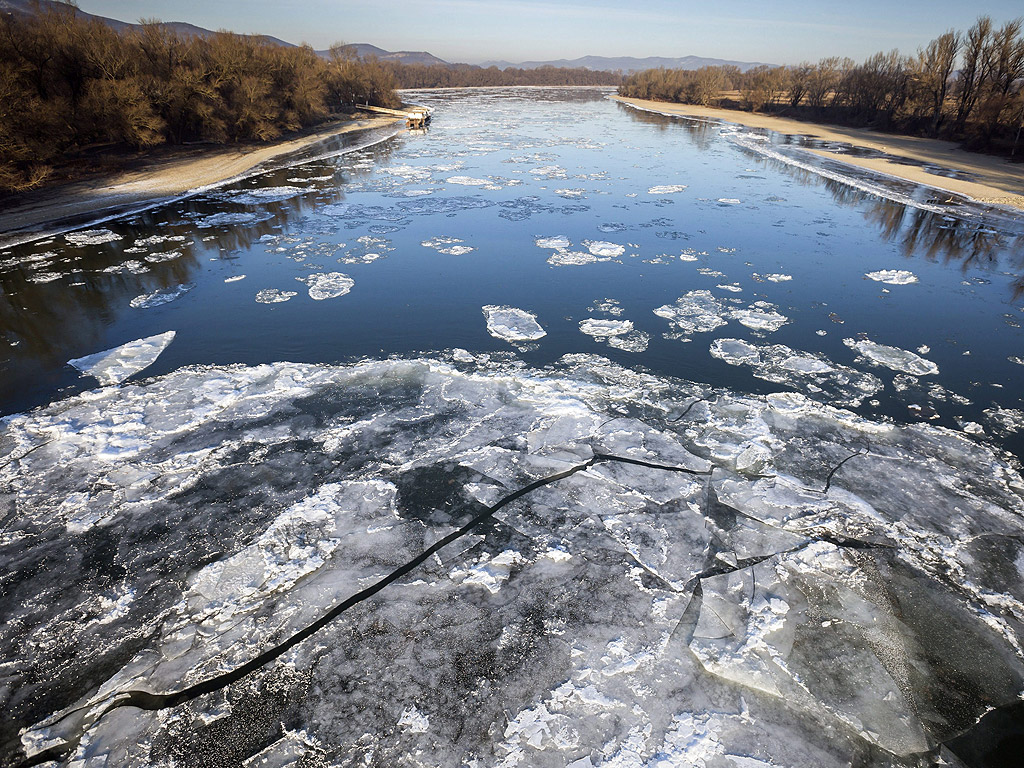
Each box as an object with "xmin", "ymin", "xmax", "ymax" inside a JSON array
[{"xmin": 1, "ymin": 86, "xmax": 1022, "ymax": 456}]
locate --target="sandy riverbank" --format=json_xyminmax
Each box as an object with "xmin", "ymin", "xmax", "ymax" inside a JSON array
[
  {"xmin": 0, "ymin": 115, "xmax": 398, "ymax": 245},
  {"xmin": 613, "ymin": 96, "xmax": 1024, "ymax": 212}
]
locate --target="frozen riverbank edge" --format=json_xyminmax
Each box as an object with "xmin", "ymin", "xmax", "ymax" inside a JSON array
[
  {"xmin": 612, "ymin": 95, "xmax": 1024, "ymax": 213},
  {"xmin": 0, "ymin": 116, "xmax": 401, "ymax": 248},
  {"xmin": 4, "ymin": 353, "xmax": 1024, "ymax": 767}
]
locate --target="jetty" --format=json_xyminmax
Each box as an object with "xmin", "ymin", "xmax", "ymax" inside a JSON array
[{"xmin": 361, "ymin": 104, "xmax": 431, "ymax": 128}]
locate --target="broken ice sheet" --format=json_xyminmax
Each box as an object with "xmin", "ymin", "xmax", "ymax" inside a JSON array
[
  {"xmin": 255, "ymin": 288, "xmax": 297, "ymax": 304},
  {"xmin": 67, "ymin": 331, "xmax": 176, "ymax": 386},
  {"xmin": 482, "ymin": 304, "xmax": 546, "ymax": 343},
  {"xmin": 710, "ymin": 337, "xmax": 883, "ymax": 406},
  {"xmin": 844, "ymin": 337, "xmax": 939, "ymax": 376},
  {"xmin": 5, "ymin": 356, "xmax": 1024, "ymax": 766}
]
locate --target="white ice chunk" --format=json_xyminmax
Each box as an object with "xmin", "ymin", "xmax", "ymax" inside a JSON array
[
  {"xmin": 482, "ymin": 305, "xmax": 546, "ymax": 343},
  {"xmin": 648, "ymin": 185, "xmax": 688, "ymax": 194},
  {"xmin": 865, "ymin": 270, "xmax": 919, "ymax": 285},
  {"xmin": 579, "ymin": 319, "xmax": 633, "ymax": 338},
  {"xmin": 296, "ymin": 272, "xmax": 354, "ymax": 300},
  {"xmin": 68, "ymin": 331, "xmax": 176, "ymax": 386},
  {"xmin": 255, "ymin": 288, "xmax": 298, "ymax": 304},
  {"xmin": 66, "ymin": 229, "xmax": 122, "ymax": 246},
  {"xmin": 844, "ymin": 338, "xmax": 939, "ymax": 376},
  {"xmin": 536, "ymin": 235, "xmax": 571, "ymax": 250},
  {"xmin": 583, "ymin": 240, "xmax": 625, "ymax": 258},
  {"xmin": 129, "ymin": 283, "xmax": 194, "ymax": 309}
]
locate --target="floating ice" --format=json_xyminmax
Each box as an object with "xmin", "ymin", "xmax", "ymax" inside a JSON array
[
  {"xmin": 422, "ymin": 237, "xmax": 475, "ymax": 255},
  {"xmin": 554, "ymin": 188, "xmax": 585, "ymax": 199},
  {"xmin": 648, "ymin": 185, "xmax": 688, "ymax": 194},
  {"xmin": 582, "ymin": 240, "xmax": 625, "ymax": 258},
  {"xmin": 224, "ymin": 275, "xmax": 246, "ymax": 283},
  {"xmin": 535, "ymin": 235, "xmax": 571, "ymax": 250},
  {"xmin": 654, "ymin": 290, "xmax": 729, "ymax": 336},
  {"xmin": 984, "ymin": 405, "xmax": 1024, "ymax": 435},
  {"xmin": 759, "ymin": 273, "xmax": 793, "ymax": 282},
  {"xmin": 711, "ymin": 338, "xmax": 883, "ymax": 405},
  {"xmin": 255, "ymin": 288, "xmax": 298, "ymax": 304},
  {"xmin": 129, "ymin": 283, "xmax": 194, "ymax": 309},
  {"xmin": 5, "ymin": 356, "xmax": 1024, "ymax": 767},
  {"xmin": 134, "ymin": 234, "xmax": 186, "ymax": 247},
  {"xmin": 717, "ymin": 198, "xmax": 741, "ymax": 204},
  {"xmin": 143, "ymin": 251, "xmax": 181, "ymax": 264},
  {"xmin": 67, "ymin": 331, "xmax": 176, "ymax": 386},
  {"xmin": 193, "ymin": 211, "xmax": 272, "ymax": 228},
  {"xmin": 528, "ymin": 165, "xmax": 567, "ymax": 179},
  {"xmin": 590, "ymin": 298, "xmax": 624, "ymax": 316},
  {"xmin": 65, "ymin": 229, "xmax": 122, "ymax": 246},
  {"xmin": 844, "ymin": 338, "xmax": 939, "ymax": 376},
  {"xmin": 579, "ymin": 318, "xmax": 633, "ymax": 338},
  {"xmin": 223, "ymin": 186, "xmax": 303, "ymax": 204},
  {"xmin": 547, "ymin": 250, "xmax": 610, "ymax": 266},
  {"xmin": 446, "ymin": 175, "xmax": 491, "ymax": 186},
  {"xmin": 865, "ymin": 270, "xmax": 919, "ymax": 285},
  {"xmin": 296, "ymin": 272, "xmax": 354, "ymax": 300},
  {"xmin": 731, "ymin": 302, "xmax": 790, "ymax": 333},
  {"xmin": 482, "ymin": 305, "xmax": 546, "ymax": 343}
]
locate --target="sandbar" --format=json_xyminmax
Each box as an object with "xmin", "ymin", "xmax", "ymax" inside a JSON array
[
  {"xmin": 613, "ymin": 96, "xmax": 1024, "ymax": 212},
  {"xmin": 0, "ymin": 116, "xmax": 398, "ymax": 245}
]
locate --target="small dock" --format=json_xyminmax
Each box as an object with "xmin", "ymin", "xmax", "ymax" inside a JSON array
[{"xmin": 362, "ymin": 104, "xmax": 431, "ymax": 128}]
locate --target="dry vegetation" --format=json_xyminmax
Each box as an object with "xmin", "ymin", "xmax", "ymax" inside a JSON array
[
  {"xmin": 619, "ymin": 17, "xmax": 1024, "ymax": 157},
  {"xmin": 0, "ymin": 3, "xmax": 400, "ymax": 193}
]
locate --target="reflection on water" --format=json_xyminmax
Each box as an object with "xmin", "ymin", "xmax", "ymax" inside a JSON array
[{"xmin": 0, "ymin": 86, "xmax": 1022, "ymax": 460}]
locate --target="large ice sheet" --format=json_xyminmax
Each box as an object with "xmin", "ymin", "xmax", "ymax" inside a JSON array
[
  {"xmin": 4, "ymin": 357, "xmax": 1024, "ymax": 767},
  {"xmin": 482, "ymin": 305, "xmax": 547, "ymax": 343},
  {"xmin": 67, "ymin": 331, "xmax": 176, "ymax": 386}
]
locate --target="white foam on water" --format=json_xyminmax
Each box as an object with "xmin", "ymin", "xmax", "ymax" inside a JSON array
[
  {"xmin": 296, "ymin": 272, "xmax": 354, "ymax": 301},
  {"xmin": 67, "ymin": 332, "xmax": 176, "ymax": 387}
]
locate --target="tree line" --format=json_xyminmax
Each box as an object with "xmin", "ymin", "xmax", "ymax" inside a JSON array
[
  {"xmin": 0, "ymin": 3, "xmax": 400, "ymax": 193},
  {"xmin": 384, "ymin": 62, "xmax": 622, "ymax": 89},
  {"xmin": 618, "ymin": 17, "xmax": 1024, "ymax": 155}
]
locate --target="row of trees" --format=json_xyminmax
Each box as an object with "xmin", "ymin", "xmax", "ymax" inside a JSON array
[
  {"xmin": 384, "ymin": 62, "xmax": 622, "ymax": 89},
  {"xmin": 618, "ymin": 17, "xmax": 1024, "ymax": 154},
  {"xmin": 0, "ymin": 5, "xmax": 400, "ymax": 193}
]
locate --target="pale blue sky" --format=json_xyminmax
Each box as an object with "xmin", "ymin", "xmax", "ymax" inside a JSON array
[{"xmin": 77, "ymin": 1, "xmax": 1024, "ymax": 65}]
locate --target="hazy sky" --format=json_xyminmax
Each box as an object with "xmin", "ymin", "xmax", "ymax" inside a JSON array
[{"xmin": 77, "ymin": 1, "xmax": 1024, "ymax": 65}]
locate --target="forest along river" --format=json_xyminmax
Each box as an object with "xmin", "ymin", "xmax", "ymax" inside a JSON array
[{"xmin": 2, "ymin": 87, "xmax": 1024, "ymax": 767}]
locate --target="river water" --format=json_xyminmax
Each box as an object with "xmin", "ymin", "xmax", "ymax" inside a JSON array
[{"xmin": 2, "ymin": 87, "xmax": 1024, "ymax": 767}]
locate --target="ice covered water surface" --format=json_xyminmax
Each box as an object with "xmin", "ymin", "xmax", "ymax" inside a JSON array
[
  {"xmin": 4, "ymin": 356, "xmax": 1024, "ymax": 767},
  {"xmin": 844, "ymin": 338, "xmax": 939, "ymax": 376},
  {"xmin": 296, "ymin": 272, "xmax": 354, "ymax": 300}
]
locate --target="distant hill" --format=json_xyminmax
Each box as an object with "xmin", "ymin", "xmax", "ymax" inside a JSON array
[
  {"xmin": 481, "ymin": 55, "xmax": 773, "ymax": 73},
  {"xmin": 333, "ymin": 43, "xmax": 450, "ymax": 67},
  {"xmin": 1, "ymin": 1, "xmax": 762, "ymax": 74},
  {"xmin": 0, "ymin": 0, "xmax": 297, "ymax": 48}
]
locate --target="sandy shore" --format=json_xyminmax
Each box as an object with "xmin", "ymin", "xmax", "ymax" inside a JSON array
[
  {"xmin": 0, "ymin": 116, "xmax": 398, "ymax": 245},
  {"xmin": 613, "ymin": 96, "xmax": 1024, "ymax": 212}
]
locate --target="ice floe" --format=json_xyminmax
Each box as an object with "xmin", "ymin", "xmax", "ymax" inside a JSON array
[
  {"xmin": 865, "ymin": 269, "xmax": 919, "ymax": 285},
  {"xmin": 535, "ymin": 235, "xmax": 571, "ymax": 250},
  {"xmin": 422, "ymin": 237, "xmax": 475, "ymax": 255},
  {"xmin": 482, "ymin": 305, "xmax": 546, "ymax": 343},
  {"xmin": 296, "ymin": 272, "xmax": 354, "ymax": 300},
  {"xmin": 582, "ymin": 240, "xmax": 625, "ymax": 258},
  {"xmin": 67, "ymin": 331, "xmax": 176, "ymax": 386},
  {"xmin": 648, "ymin": 185, "xmax": 688, "ymax": 194},
  {"xmin": 255, "ymin": 288, "xmax": 298, "ymax": 304},
  {"xmin": 65, "ymin": 229, "xmax": 122, "ymax": 246},
  {"xmin": 844, "ymin": 338, "xmax": 939, "ymax": 376},
  {"xmin": 129, "ymin": 283, "xmax": 194, "ymax": 309}
]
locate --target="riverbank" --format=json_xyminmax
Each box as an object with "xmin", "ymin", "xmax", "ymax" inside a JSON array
[
  {"xmin": 612, "ymin": 96, "xmax": 1024, "ymax": 212},
  {"xmin": 0, "ymin": 115, "xmax": 399, "ymax": 246}
]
